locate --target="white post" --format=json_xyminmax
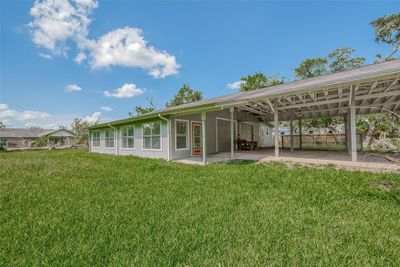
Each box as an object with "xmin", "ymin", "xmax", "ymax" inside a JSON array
[
  {"xmin": 88, "ymin": 131, "xmax": 92, "ymax": 152},
  {"xmin": 115, "ymin": 128, "xmax": 119, "ymax": 155},
  {"xmin": 201, "ymin": 112, "xmax": 207, "ymax": 165},
  {"xmin": 274, "ymin": 99, "xmax": 279, "ymax": 157},
  {"xmin": 167, "ymin": 120, "xmax": 171, "ymax": 161},
  {"xmin": 290, "ymin": 111, "xmax": 294, "ymax": 152},
  {"xmin": 343, "ymin": 114, "xmax": 348, "ymax": 154},
  {"xmin": 230, "ymin": 107, "xmax": 234, "ymax": 159},
  {"xmin": 350, "ymin": 86, "xmax": 357, "ymax": 162},
  {"xmin": 299, "ymin": 118, "xmax": 302, "ymax": 150}
]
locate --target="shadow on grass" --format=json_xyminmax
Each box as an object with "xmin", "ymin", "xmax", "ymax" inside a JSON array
[{"xmin": 223, "ymin": 159, "xmax": 256, "ymax": 165}]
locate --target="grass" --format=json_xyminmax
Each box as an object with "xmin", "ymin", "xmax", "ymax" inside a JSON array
[{"xmin": 1, "ymin": 149, "xmax": 400, "ymax": 266}]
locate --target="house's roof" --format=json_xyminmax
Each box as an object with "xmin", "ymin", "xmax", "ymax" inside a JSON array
[
  {"xmin": 90, "ymin": 59, "xmax": 400, "ymax": 129},
  {"xmin": 0, "ymin": 128, "xmax": 75, "ymax": 138}
]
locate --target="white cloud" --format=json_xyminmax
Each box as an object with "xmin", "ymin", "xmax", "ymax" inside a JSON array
[
  {"xmin": 28, "ymin": 0, "xmax": 98, "ymax": 55},
  {"xmin": 24, "ymin": 122, "xmax": 60, "ymax": 129},
  {"xmin": 0, "ymin": 104, "xmax": 107, "ymax": 128},
  {"xmin": 84, "ymin": 111, "xmax": 101, "ymax": 124},
  {"xmin": 104, "ymin": 83, "xmax": 144, "ymax": 98},
  {"xmin": 227, "ymin": 80, "xmax": 243, "ymax": 90},
  {"xmin": 0, "ymin": 107, "xmax": 50, "ymax": 122},
  {"xmin": 65, "ymin": 84, "xmax": 82, "ymax": 92},
  {"xmin": 89, "ymin": 27, "xmax": 180, "ymax": 78},
  {"xmin": 74, "ymin": 52, "xmax": 87, "ymax": 63},
  {"xmin": 28, "ymin": 1, "xmax": 179, "ymax": 78},
  {"xmin": 100, "ymin": 106, "xmax": 113, "ymax": 112},
  {"xmin": 39, "ymin": 53, "xmax": 52, "ymax": 59}
]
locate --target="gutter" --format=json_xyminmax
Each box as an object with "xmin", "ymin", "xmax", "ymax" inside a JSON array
[
  {"xmin": 108, "ymin": 123, "xmax": 119, "ymax": 156},
  {"xmin": 158, "ymin": 114, "xmax": 170, "ymax": 161}
]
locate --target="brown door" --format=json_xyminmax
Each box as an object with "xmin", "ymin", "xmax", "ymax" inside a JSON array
[{"xmin": 192, "ymin": 122, "xmax": 202, "ymax": 156}]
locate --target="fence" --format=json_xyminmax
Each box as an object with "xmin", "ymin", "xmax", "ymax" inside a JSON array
[{"xmin": 280, "ymin": 134, "xmax": 363, "ymax": 151}]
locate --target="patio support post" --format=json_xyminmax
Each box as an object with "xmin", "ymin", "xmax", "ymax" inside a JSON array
[
  {"xmin": 290, "ymin": 111, "xmax": 294, "ymax": 152},
  {"xmin": 350, "ymin": 86, "xmax": 357, "ymax": 162},
  {"xmin": 343, "ymin": 114, "xmax": 348, "ymax": 153},
  {"xmin": 299, "ymin": 118, "xmax": 303, "ymax": 150},
  {"xmin": 201, "ymin": 112, "xmax": 207, "ymax": 165},
  {"xmin": 274, "ymin": 99, "xmax": 279, "ymax": 157},
  {"xmin": 115, "ymin": 128, "xmax": 119, "ymax": 156},
  {"xmin": 230, "ymin": 107, "xmax": 234, "ymax": 159}
]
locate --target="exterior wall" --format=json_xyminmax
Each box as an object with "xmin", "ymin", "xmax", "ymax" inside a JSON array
[
  {"xmin": 170, "ymin": 108, "xmax": 262, "ymax": 160},
  {"xmin": 170, "ymin": 113, "xmax": 201, "ymax": 160},
  {"xmin": 89, "ymin": 109, "xmax": 264, "ymax": 161},
  {"xmin": 4, "ymin": 137, "xmax": 36, "ymax": 149},
  {"xmin": 258, "ymin": 123, "xmax": 274, "ymax": 147},
  {"xmin": 90, "ymin": 120, "xmax": 169, "ymax": 160},
  {"xmin": 2, "ymin": 136, "xmax": 75, "ymax": 149}
]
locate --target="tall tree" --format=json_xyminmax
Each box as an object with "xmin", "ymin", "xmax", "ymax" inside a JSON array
[
  {"xmin": 130, "ymin": 98, "xmax": 156, "ymax": 116},
  {"xmin": 370, "ymin": 13, "xmax": 400, "ymax": 62},
  {"xmin": 327, "ymin": 47, "xmax": 365, "ymax": 72},
  {"xmin": 239, "ymin": 72, "xmax": 283, "ymax": 91},
  {"xmin": 71, "ymin": 118, "xmax": 91, "ymax": 145},
  {"xmin": 294, "ymin": 57, "xmax": 328, "ymax": 79},
  {"xmin": 295, "ymin": 47, "xmax": 364, "ymax": 79},
  {"xmin": 294, "ymin": 47, "xmax": 364, "ymax": 130},
  {"xmin": 0, "ymin": 121, "xmax": 5, "ymax": 128},
  {"xmin": 166, "ymin": 84, "xmax": 203, "ymax": 107}
]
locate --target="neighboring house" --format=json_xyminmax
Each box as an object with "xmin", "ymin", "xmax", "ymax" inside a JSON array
[
  {"xmin": 89, "ymin": 59, "xmax": 400, "ymax": 163},
  {"xmin": 0, "ymin": 128, "xmax": 76, "ymax": 150}
]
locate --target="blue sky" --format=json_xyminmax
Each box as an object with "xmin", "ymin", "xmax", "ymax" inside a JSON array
[{"xmin": 0, "ymin": 0, "xmax": 398, "ymax": 128}]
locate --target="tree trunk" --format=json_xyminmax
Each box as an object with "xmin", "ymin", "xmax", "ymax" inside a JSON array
[{"xmin": 363, "ymin": 125, "xmax": 375, "ymax": 149}]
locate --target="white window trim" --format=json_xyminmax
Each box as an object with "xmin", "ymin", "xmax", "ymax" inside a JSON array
[
  {"xmin": 120, "ymin": 125, "xmax": 135, "ymax": 150},
  {"xmin": 92, "ymin": 130, "xmax": 101, "ymax": 148},
  {"xmin": 142, "ymin": 121, "xmax": 163, "ymax": 151},
  {"xmin": 105, "ymin": 128, "xmax": 115, "ymax": 149},
  {"xmin": 174, "ymin": 119, "xmax": 190, "ymax": 151},
  {"xmin": 215, "ymin": 117, "xmax": 238, "ymax": 153}
]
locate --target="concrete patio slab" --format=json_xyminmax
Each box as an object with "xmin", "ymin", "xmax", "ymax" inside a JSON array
[{"xmin": 174, "ymin": 148, "xmax": 400, "ymax": 173}]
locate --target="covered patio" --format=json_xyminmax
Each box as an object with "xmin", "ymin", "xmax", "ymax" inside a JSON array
[
  {"xmin": 175, "ymin": 148, "xmax": 400, "ymax": 172},
  {"xmin": 174, "ymin": 60, "xmax": 400, "ymax": 169}
]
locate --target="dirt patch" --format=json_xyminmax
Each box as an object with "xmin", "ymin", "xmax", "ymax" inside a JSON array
[{"xmin": 372, "ymin": 180, "xmax": 395, "ymax": 192}]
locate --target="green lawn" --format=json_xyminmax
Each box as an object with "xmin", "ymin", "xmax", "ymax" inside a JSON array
[{"xmin": 1, "ymin": 150, "xmax": 400, "ymax": 266}]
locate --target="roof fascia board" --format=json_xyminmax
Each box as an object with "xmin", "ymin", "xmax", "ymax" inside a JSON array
[
  {"xmin": 163, "ymin": 105, "xmax": 219, "ymax": 117},
  {"xmin": 89, "ymin": 104, "xmax": 218, "ymax": 130},
  {"xmin": 220, "ymin": 72, "xmax": 400, "ymax": 107}
]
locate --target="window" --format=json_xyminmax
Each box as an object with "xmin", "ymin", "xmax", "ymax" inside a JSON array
[
  {"xmin": 121, "ymin": 126, "xmax": 135, "ymax": 149},
  {"xmin": 175, "ymin": 120, "xmax": 188, "ymax": 150},
  {"xmin": 92, "ymin": 131, "xmax": 100, "ymax": 148},
  {"xmin": 105, "ymin": 129, "xmax": 115, "ymax": 148},
  {"xmin": 143, "ymin": 121, "xmax": 161, "ymax": 150}
]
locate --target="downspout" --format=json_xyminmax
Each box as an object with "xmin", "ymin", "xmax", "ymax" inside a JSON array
[
  {"xmin": 108, "ymin": 123, "xmax": 119, "ymax": 155},
  {"xmin": 158, "ymin": 114, "xmax": 170, "ymax": 161}
]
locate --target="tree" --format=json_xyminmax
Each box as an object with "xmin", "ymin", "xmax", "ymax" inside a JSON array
[
  {"xmin": 370, "ymin": 13, "xmax": 400, "ymax": 61},
  {"xmin": 295, "ymin": 47, "xmax": 364, "ymax": 79},
  {"xmin": 294, "ymin": 57, "xmax": 328, "ymax": 79},
  {"xmin": 327, "ymin": 47, "xmax": 365, "ymax": 72},
  {"xmin": 166, "ymin": 84, "xmax": 203, "ymax": 107},
  {"xmin": 294, "ymin": 47, "xmax": 364, "ymax": 130},
  {"xmin": 239, "ymin": 72, "xmax": 283, "ymax": 91},
  {"xmin": 0, "ymin": 121, "xmax": 5, "ymax": 128},
  {"xmin": 130, "ymin": 98, "xmax": 156, "ymax": 116},
  {"xmin": 71, "ymin": 118, "xmax": 91, "ymax": 145}
]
